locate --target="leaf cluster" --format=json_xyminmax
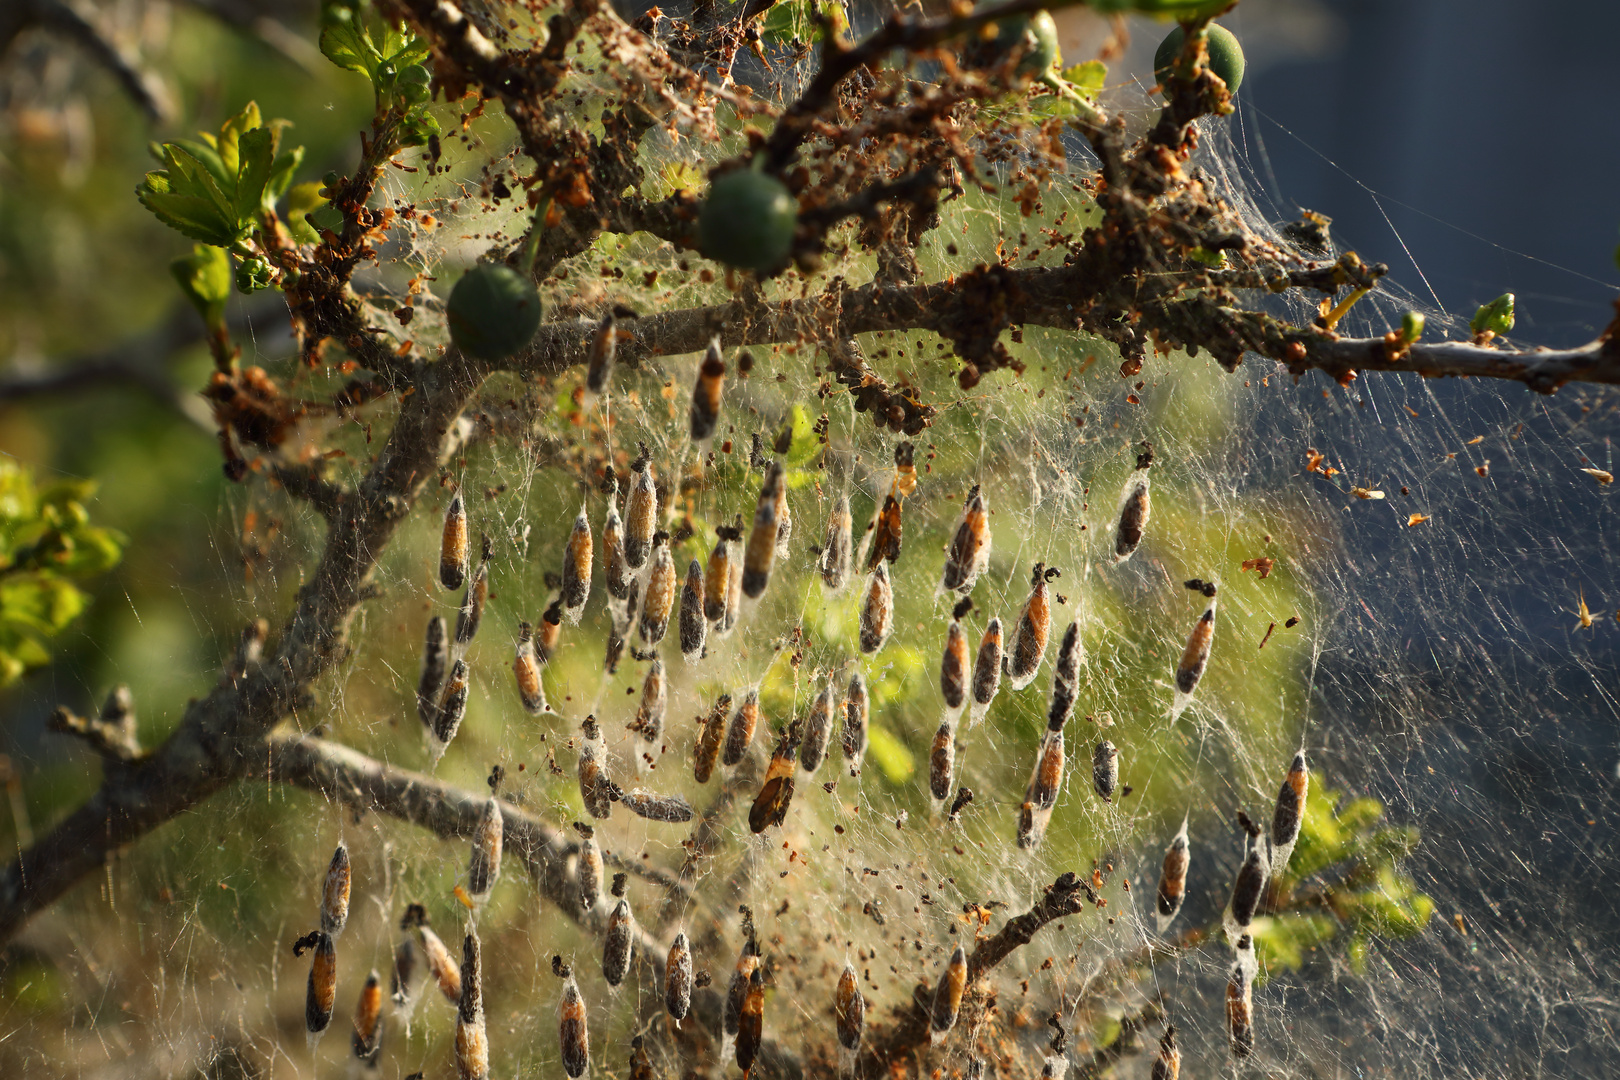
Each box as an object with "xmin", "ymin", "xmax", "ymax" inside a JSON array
[
  {"xmin": 0, "ymin": 463, "xmax": 125, "ymax": 686},
  {"xmin": 1254, "ymin": 785, "xmax": 1434, "ymax": 978},
  {"xmin": 319, "ymin": 0, "xmax": 440, "ymax": 148},
  {"xmin": 135, "ymin": 102, "xmax": 304, "ymax": 249}
]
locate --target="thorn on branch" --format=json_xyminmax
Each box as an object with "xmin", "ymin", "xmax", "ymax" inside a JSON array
[
  {"xmin": 219, "ymin": 619, "xmax": 270, "ymax": 689},
  {"xmin": 46, "ymin": 687, "xmax": 144, "ymax": 764}
]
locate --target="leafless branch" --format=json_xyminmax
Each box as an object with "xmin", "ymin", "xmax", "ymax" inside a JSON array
[
  {"xmin": 762, "ymin": 0, "xmax": 1097, "ymax": 171},
  {"xmin": 268, "ymin": 463, "xmax": 348, "ymax": 521},
  {"xmin": 46, "ymin": 687, "xmax": 142, "ymax": 764},
  {"xmin": 7, "ymin": 0, "xmax": 172, "ymax": 121},
  {"xmin": 855, "ymin": 872, "xmax": 1095, "ymax": 1078},
  {"xmin": 0, "ymin": 296, "xmax": 290, "ymax": 429},
  {"xmin": 261, "ymin": 731, "xmax": 672, "ymax": 971},
  {"xmin": 1292, "ymin": 333, "xmax": 1620, "ymax": 394}
]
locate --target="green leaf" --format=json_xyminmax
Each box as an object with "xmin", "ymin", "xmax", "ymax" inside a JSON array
[
  {"xmin": 782, "ymin": 404, "xmax": 820, "ymax": 468},
  {"xmin": 215, "ymin": 101, "xmax": 264, "ymax": 175},
  {"xmin": 266, "ymin": 146, "xmax": 306, "ymax": 208},
  {"xmin": 0, "ymin": 462, "xmax": 122, "ymax": 687},
  {"xmin": 398, "ymin": 110, "xmax": 441, "ymax": 148},
  {"xmin": 1251, "ymin": 913, "xmax": 1338, "ymax": 975},
  {"xmin": 137, "ymin": 103, "xmax": 305, "ymax": 248},
  {"xmin": 761, "ymin": 0, "xmax": 817, "ymax": 45},
  {"xmin": 235, "ymin": 255, "xmax": 274, "ymax": 293},
  {"xmin": 232, "ymin": 126, "xmax": 278, "ymax": 227},
  {"xmin": 283, "ymin": 182, "xmax": 329, "ymax": 245},
  {"xmin": 320, "ymin": 19, "xmax": 381, "ymax": 79},
  {"xmin": 1400, "ymin": 311, "xmax": 1425, "ymax": 343},
  {"xmin": 1062, "ymin": 60, "xmax": 1108, "ymax": 93},
  {"xmin": 171, "ymin": 245, "xmax": 233, "ymax": 326},
  {"xmin": 0, "ymin": 576, "xmax": 86, "ymax": 635}
]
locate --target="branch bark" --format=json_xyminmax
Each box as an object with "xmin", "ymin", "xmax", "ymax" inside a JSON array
[
  {"xmin": 0, "ymin": 348, "xmax": 488, "ymax": 945},
  {"xmin": 855, "ymin": 872, "xmax": 1094, "ymax": 1079},
  {"xmin": 260, "ymin": 732, "xmax": 670, "ymax": 964}
]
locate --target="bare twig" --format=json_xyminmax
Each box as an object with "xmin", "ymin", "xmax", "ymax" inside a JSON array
[
  {"xmin": 12, "ymin": 0, "xmax": 172, "ymax": 121},
  {"xmin": 0, "ymin": 294, "xmax": 295, "ymax": 429},
  {"xmin": 761, "ymin": 0, "xmax": 1096, "ymax": 171},
  {"xmin": 261, "ymin": 731, "xmax": 672, "ymax": 971},
  {"xmin": 46, "ymin": 687, "xmax": 142, "ymax": 764},
  {"xmin": 856, "ymin": 872, "xmax": 1094, "ymax": 1078},
  {"xmin": 268, "ymin": 463, "xmax": 348, "ymax": 521},
  {"xmin": 1290, "ymin": 333, "xmax": 1620, "ymax": 394}
]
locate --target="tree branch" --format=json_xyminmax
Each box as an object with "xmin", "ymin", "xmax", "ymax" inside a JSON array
[
  {"xmin": 45, "ymin": 687, "xmax": 143, "ymax": 764},
  {"xmin": 856, "ymin": 872, "xmax": 1094, "ymax": 1079},
  {"xmin": 1292, "ymin": 333, "xmax": 1620, "ymax": 394},
  {"xmin": 0, "ymin": 348, "xmax": 488, "ymax": 945},
  {"xmin": 761, "ymin": 0, "xmax": 1097, "ymax": 171},
  {"xmin": 259, "ymin": 731, "xmax": 672, "ymax": 970},
  {"xmin": 15, "ymin": 0, "xmax": 172, "ymax": 122},
  {"xmin": 0, "ymin": 295, "xmax": 291, "ymax": 429}
]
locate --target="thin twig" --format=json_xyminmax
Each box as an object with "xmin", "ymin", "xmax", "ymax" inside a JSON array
[
  {"xmin": 262, "ymin": 731, "xmax": 672, "ymax": 971},
  {"xmin": 855, "ymin": 872, "xmax": 1095, "ymax": 1079}
]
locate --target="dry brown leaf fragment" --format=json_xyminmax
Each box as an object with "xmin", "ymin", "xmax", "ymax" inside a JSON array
[
  {"xmin": 1240, "ymin": 557, "xmax": 1275, "ymax": 579},
  {"xmin": 1350, "ymin": 487, "xmax": 1385, "ymax": 500},
  {"xmin": 1407, "ymin": 514, "xmax": 1430, "ymax": 527},
  {"xmin": 1581, "ymin": 468, "xmax": 1613, "ymax": 485}
]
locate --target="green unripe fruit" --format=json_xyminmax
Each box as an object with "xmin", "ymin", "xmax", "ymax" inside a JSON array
[
  {"xmin": 447, "ymin": 263, "xmax": 542, "ymax": 360},
  {"xmin": 1154, "ymin": 23, "xmax": 1245, "ymax": 94},
  {"xmin": 235, "ymin": 255, "xmax": 272, "ymax": 293},
  {"xmin": 991, "ymin": 9, "xmax": 1061, "ymax": 76},
  {"xmin": 699, "ymin": 170, "xmax": 798, "ymax": 274},
  {"xmin": 399, "ymin": 64, "xmax": 432, "ymax": 104}
]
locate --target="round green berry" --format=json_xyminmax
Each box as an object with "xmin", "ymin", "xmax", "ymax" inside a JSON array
[
  {"xmin": 992, "ymin": 10, "xmax": 1061, "ymax": 77},
  {"xmin": 447, "ymin": 263, "xmax": 542, "ymax": 361},
  {"xmin": 699, "ymin": 169, "xmax": 798, "ymax": 274},
  {"xmin": 1154, "ymin": 23, "xmax": 1245, "ymax": 94}
]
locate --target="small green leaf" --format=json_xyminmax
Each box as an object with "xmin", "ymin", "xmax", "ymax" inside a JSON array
[
  {"xmin": 1400, "ymin": 311, "xmax": 1425, "ymax": 343},
  {"xmin": 1469, "ymin": 292, "xmax": 1515, "ymax": 336},
  {"xmin": 782, "ymin": 404, "xmax": 820, "ymax": 468},
  {"xmin": 283, "ymin": 182, "xmax": 329, "ymax": 245},
  {"xmin": 266, "ymin": 146, "xmax": 305, "ymax": 208},
  {"xmin": 320, "ymin": 19, "xmax": 381, "ymax": 79},
  {"xmin": 232, "ymin": 126, "xmax": 278, "ymax": 227},
  {"xmin": 137, "ymin": 184, "xmax": 241, "ymax": 247},
  {"xmin": 137, "ymin": 103, "xmax": 305, "ymax": 247},
  {"xmin": 215, "ymin": 101, "xmax": 265, "ymax": 175},
  {"xmin": 761, "ymin": 0, "xmax": 817, "ymax": 45},
  {"xmin": 171, "ymin": 245, "xmax": 233, "ymax": 326},
  {"xmin": 1062, "ymin": 60, "xmax": 1108, "ymax": 93},
  {"xmin": 398, "ymin": 110, "xmax": 441, "ymax": 148}
]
